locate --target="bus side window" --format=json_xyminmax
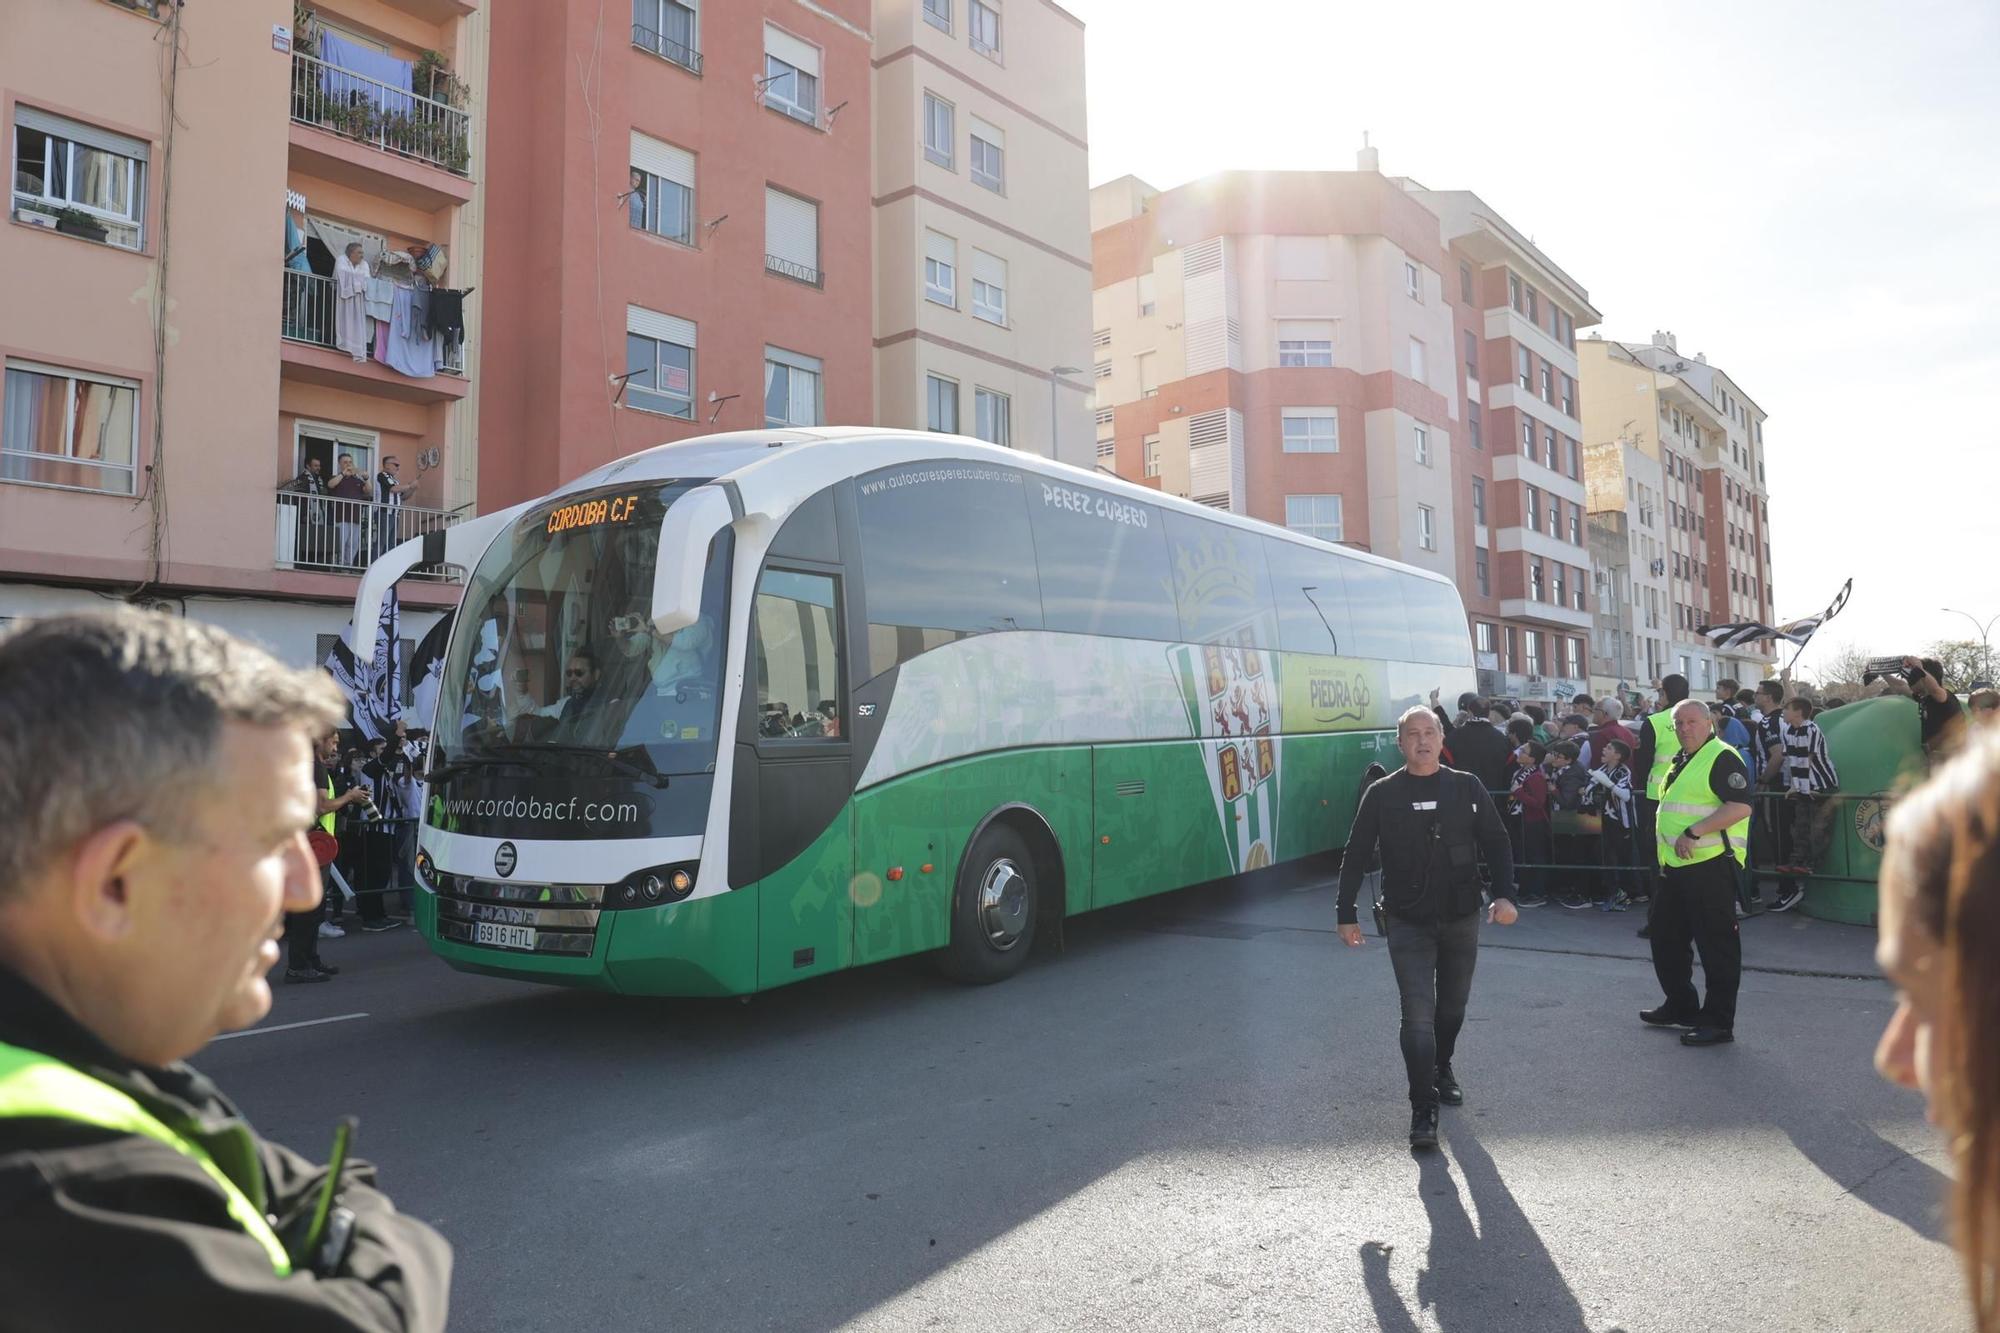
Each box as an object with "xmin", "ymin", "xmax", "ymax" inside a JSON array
[{"xmin": 753, "ymin": 569, "xmax": 844, "ymax": 741}]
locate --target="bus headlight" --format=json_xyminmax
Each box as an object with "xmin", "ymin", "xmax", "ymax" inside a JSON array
[
  {"xmin": 414, "ymin": 850, "xmax": 439, "ymax": 893},
  {"xmin": 610, "ymin": 861, "xmax": 699, "ymax": 908}
]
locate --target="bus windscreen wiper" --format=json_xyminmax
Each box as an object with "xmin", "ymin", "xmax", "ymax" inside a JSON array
[
  {"xmin": 494, "ymin": 743, "xmax": 671, "ymax": 788},
  {"xmin": 424, "ymin": 753, "xmax": 540, "ymax": 786}
]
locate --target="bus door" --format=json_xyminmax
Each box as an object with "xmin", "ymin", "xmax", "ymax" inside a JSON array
[{"xmin": 732, "ymin": 493, "xmax": 856, "ymax": 987}]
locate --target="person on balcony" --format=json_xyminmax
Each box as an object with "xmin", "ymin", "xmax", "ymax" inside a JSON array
[
  {"xmin": 284, "ymin": 456, "xmax": 331, "ymax": 567},
  {"xmin": 333, "ymin": 243, "xmax": 372, "ymax": 363},
  {"xmin": 329, "ymin": 455, "xmax": 370, "ymax": 569},
  {"xmin": 371, "ymin": 456, "xmax": 417, "ymax": 559}
]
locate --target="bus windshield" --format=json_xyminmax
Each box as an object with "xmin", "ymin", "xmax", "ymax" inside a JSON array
[{"xmin": 435, "ymin": 481, "xmax": 731, "ymax": 778}]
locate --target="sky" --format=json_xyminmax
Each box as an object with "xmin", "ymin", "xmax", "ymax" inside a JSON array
[{"xmin": 1059, "ymin": 0, "xmax": 2000, "ymax": 680}]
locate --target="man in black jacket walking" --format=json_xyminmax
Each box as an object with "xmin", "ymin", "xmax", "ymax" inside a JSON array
[
  {"xmin": 0, "ymin": 612, "xmax": 451, "ymax": 1331},
  {"xmin": 1337, "ymin": 706, "xmax": 1519, "ymax": 1150}
]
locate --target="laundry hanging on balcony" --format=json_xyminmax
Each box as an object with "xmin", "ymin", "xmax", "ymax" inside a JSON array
[{"xmin": 317, "ymin": 30, "xmax": 416, "ymax": 119}]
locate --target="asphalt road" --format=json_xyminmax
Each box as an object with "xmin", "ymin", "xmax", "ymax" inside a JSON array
[{"xmin": 213, "ymin": 875, "xmax": 1966, "ymax": 1333}]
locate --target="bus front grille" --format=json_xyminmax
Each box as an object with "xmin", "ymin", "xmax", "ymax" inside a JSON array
[{"xmin": 434, "ymin": 875, "xmax": 602, "ymax": 956}]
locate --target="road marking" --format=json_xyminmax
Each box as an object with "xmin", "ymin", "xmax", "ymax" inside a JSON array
[{"xmin": 214, "ymin": 1012, "xmax": 370, "ymax": 1041}]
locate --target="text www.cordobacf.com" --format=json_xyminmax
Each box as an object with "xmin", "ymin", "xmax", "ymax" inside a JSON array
[{"xmin": 444, "ymin": 796, "xmax": 640, "ymax": 825}]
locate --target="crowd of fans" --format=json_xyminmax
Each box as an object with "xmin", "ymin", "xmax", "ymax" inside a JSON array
[{"xmin": 1430, "ymin": 680, "xmax": 1847, "ymax": 915}]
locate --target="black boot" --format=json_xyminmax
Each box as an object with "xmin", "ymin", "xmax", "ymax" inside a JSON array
[
  {"xmin": 1435, "ymin": 1065, "xmax": 1464, "ymax": 1106},
  {"xmin": 1409, "ymin": 1105, "xmax": 1439, "ymax": 1150}
]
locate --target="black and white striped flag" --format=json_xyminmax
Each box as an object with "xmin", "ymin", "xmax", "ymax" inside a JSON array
[
  {"xmin": 1700, "ymin": 578, "xmax": 1852, "ymax": 651},
  {"xmin": 322, "ymin": 586, "xmax": 402, "ymax": 739}
]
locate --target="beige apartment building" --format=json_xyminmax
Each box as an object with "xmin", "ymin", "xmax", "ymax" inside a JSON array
[
  {"xmin": 1090, "ymin": 158, "xmax": 1601, "ymax": 702},
  {"xmin": 1579, "ymin": 331, "xmax": 1777, "ymax": 693},
  {"xmin": 2, "ymin": 0, "xmax": 487, "ymax": 664},
  {"xmin": 873, "ymin": 0, "xmax": 1093, "ymax": 465},
  {"xmin": 1584, "ymin": 435, "xmax": 1670, "ymax": 694}
]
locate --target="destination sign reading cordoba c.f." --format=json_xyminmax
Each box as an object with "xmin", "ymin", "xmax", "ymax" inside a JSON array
[{"xmin": 546, "ymin": 494, "xmax": 643, "ymax": 535}]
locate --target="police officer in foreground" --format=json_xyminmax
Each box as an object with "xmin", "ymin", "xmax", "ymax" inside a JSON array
[
  {"xmin": 0, "ymin": 612, "xmax": 451, "ymax": 1330},
  {"xmin": 1337, "ymin": 706, "xmax": 1519, "ymax": 1150},
  {"xmin": 1641, "ymin": 699, "xmax": 1754, "ymax": 1047}
]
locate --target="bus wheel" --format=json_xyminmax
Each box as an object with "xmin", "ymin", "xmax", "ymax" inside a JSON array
[{"xmin": 942, "ymin": 824, "xmax": 1039, "ymax": 984}]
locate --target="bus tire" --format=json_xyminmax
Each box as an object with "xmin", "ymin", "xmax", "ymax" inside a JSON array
[{"xmin": 941, "ymin": 824, "xmax": 1039, "ymax": 984}]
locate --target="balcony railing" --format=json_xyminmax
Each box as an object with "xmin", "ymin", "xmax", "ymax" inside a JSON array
[
  {"xmin": 290, "ymin": 49, "xmax": 470, "ymax": 177},
  {"xmin": 282, "ymin": 268, "xmax": 464, "ymax": 375},
  {"xmin": 632, "ymin": 22, "xmax": 702, "ymax": 75},
  {"xmin": 764, "ymin": 253, "xmax": 822, "ymax": 287},
  {"xmin": 276, "ymin": 491, "xmax": 461, "ymax": 580}
]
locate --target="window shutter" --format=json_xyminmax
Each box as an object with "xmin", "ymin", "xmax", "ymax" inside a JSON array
[
  {"xmin": 971, "ymin": 250, "xmax": 1005, "ymax": 290},
  {"xmin": 764, "ymin": 25, "xmax": 820, "ymax": 76},
  {"xmin": 630, "ymin": 131, "xmax": 694, "ymax": 189},
  {"xmin": 765, "ymin": 188, "xmax": 818, "ymax": 270},
  {"xmin": 628, "ymin": 304, "xmax": 696, "ymax": 348},
  {"xmin": 925, "ymin": 229, "xmax": 955, "ymax": 267},
  {"xmin": 15, "ymin": 106, "xmax": 149, "ymax": 161},
  {"xmin": 969, "ymin": 115, "xmax": 1003, "ymax": 150}
]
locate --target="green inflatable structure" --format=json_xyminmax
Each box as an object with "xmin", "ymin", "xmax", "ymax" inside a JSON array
[{"xmin": 1792, "ymin": 696, "xmax": 1930, "ymax": 925}]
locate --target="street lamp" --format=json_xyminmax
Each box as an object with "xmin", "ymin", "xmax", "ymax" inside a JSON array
[
  {"xmin": 1942, "ymin": 606, "xmax": 1999, "ymax": 685},
  {"xmin": 1049, "ymin": 366, "xmax": 1081, "ymax": 460}
]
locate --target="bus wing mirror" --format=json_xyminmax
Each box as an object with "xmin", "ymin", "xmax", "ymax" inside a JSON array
[
  {"xmin": 350, "ymin": 501, "xmax": 531, "ymax": 659},
  {"xmin": 651, "ymin": 485, "xmax": 738, "ymax": 636}
]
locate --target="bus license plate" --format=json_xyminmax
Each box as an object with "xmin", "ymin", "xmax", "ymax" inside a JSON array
[{"xmin": 474, "ymin": 922, "xmax": 537, "ymax": 951}]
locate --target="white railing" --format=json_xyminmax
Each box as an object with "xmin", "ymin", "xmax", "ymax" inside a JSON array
[
  {"xmin": 291, "ymin": 49, "xmax": 470, "ymax": 177},
  {"xmin": 275, "ymin": 490, "xmax": 461, "ymax": 579},
  {"xmin": 282, "ymin": 268, "xmax": 464, "ymax": 375}
]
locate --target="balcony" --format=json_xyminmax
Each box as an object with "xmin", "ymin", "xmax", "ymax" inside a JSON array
[
  {"xmin": 764, "ymin": 253, "xmax": 823, "ymax": 287},
  {"xmin": 281, "ymin": 267, "xmax": 468, "ymax": 404},
  {"xmin": 289, "ymin": 49, "xmax": 474, "ymax": 210},
  {"xmin": 632, "ymin": 22, "xmax": 703, "ymax": 76},
  {"xmin": 274, "ymin": 491, "xmax": 461, "ymax": 580}
]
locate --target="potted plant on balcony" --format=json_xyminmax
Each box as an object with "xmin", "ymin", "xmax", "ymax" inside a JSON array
[
  {"xmin": 53, "ymin": 207, "xmax": 110, "ymax": 242},
  {"xmin": 414, "ymin": 50, "xmax": 469, "ymax": 109}
]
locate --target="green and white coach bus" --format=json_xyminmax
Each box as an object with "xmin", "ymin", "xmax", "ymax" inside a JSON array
[{"xmin": 350, "ymin": 428, "xmax": 1474, "ymax": 996}]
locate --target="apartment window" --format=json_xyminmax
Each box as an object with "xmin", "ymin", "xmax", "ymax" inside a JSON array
[
  {"xmin": 1521, "ymin": 417, "xmax": 1533, "ymax": 453},
  {"xmin": 624, "ymin": 306, "xmax": 696, "ymax": 419},
  {"xmin": 1418, "ymin": 504, "xmax": 1437, "ymax": 551},
  {"xmin": 762, "ymin": 26, "xmax": 821, "ymax": 123},
  {"xmin": 969, "ymin": 117, "xmax": 1004, "ymax": 192},
  {"xmin": 1526, "ymin": 484, "xmax": 1541, "ymax": 533},
  {"xmin": 922, "ymin": 92, "xmax": 954, "ymax": 168},
  {"xmin": 1525, "ymin": 630, "xmax": 1543, "ymax": 675},
  {"xmin": 1414, "ymin": 424, "xmax": 1431, "ymax": 466},
  {"xmin": 1565, "ymin": 636, "xmax": 1583, "ymax": 677},
  {"xmin": 1527, "ymin": 288, "xmax": 1539, "ymax": 323},
  {"xmin": 923, "ymin": 229, "xmax": 956, "ymax": 306},
  {"xmin": 1566, "ymin": 437, "xmax": 1579, "ymax": 479},
  {"xmin": 12, "ymin": 108, "xmax": 148, "ymax": 251},
  {"xmin": 1548, "ymin": 497, "xmax": 1560, "ymax": 533},
  {"xmin": 1135, "ymin": 350, "xmax": 1156, "ymax": 398},
  {"xmin": 1277, "ymin": 321, "xmax": 1334, "ymax": 367},
  {"xmin": 1471, "ymin": 475, "xmax": 1486, "ymax": 525},
  {"xmin": 1545, "ymin": 427, "xmax": 1558, "ymax": 468},
  {"xmin": 974, "ymin": 387, "xmax": 1010, "ymax": 446},
  {"xmin": 1408, "ymin": 337, "xmax": 1427, "ymax": 382},
  {"xmin": 764, "ymin": 186, "xmax": 820, "ymax": 285},
  {"xmin": 628, "ymin": 132, "xmax": 694, "ymax": 245},
  {"xmin": 1404, "ymin": 261, "xmax": 1421, "ymax": 300},
  {"xmin": 922, "ymin": 0, "xmax": 951, "ymax": 31},
  {"xmin": 1137, "ymin": 272, "xmax": 1157, "ymax": 317},
  {"xmin": 1509, "ymin": 273, "xmax": 1522, "ymax": 311},
  {"xmin": 1560, "ymin": 374, "xmax": 1574, "ymax": 416},
  {"xmin": 1143, "ymin": 434, "xmax": 1160, "ymax": 479},
  {"xmin": 968, "ymin": 0, "xmax": 1001, "ymax": 56},
  {"xmin": 926, "ymin": 374, "xmax": 959, "ymax": 433},
  {"xmin": 968, "ymin": 249, "xmax": 1008, "ymax": 324},
  {"xmin": 1475, "ymin": 551, "xmax": 1490, "ymax": 597},
  {"xmin": 1280, "ymin": 409, "xmax": 1337, "ymax": 453},
  {"xmin": 1459, "ymin": 261, "xmax": 1474, "ymax": 304},
  {"xmin": 764, "ymin": 346, "xmax": 822, "ymax": 426},
  {"xmin": 2, "ymin": 360, "xmax": 139, "ymax": 494},
  {"xmin": 1568, "ymin": 506, "xmax": 1581, "ymax": 545},
  {"xmin": 1467, "ymin": 401, "xmax": 1482, "ymax": 451},
  {"xmin": 1516, "ymin": 346, "xmax": 1531, "ymax": 389},
  {"xmin": 1540, "ymin": 364, "xmax": 1554, "ymax": 403},
  {"xmin": 1476, "ymin": 621, "xmax": 1495, "ymax": 654},
  {"xmin": 634, "ymin": 0, "xmax": 700, "ymax": 71},
  {"xmin": 1463, "ymin": 330, "xmax": 1478, "ymax": 378},
  {"xmin": 1285, "ymin": 494, "xmax": 1343, "ymax": 543},
  {"xmin": 1554, "ymin": 564, "xmax": 1567, "ymax": 608}
]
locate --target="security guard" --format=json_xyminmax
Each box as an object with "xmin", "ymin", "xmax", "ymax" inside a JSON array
[
  {"xmin": 1631, "ymin": 673, "xmax": 1690, "ymax": 939},
  {"xmin": 1640, "ymin": 699, "xmax": 1754, "ymax": 1047},
  {"xmin": 0, "ymin": 612, "xmax": 451, "ymax": 1330}
]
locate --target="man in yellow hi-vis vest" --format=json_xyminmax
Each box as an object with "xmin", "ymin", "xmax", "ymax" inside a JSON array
[
  {"xmin": 1631, "ymin": 673, "xmax": 1690, "ymax": 942},
  {"xmin": 0, "ymin": 612, "xmax": 450, "ymax": 1329},
  {"xmin": 1641, "ymin": 699, "xmax": 1755, "ymax": 1047}
]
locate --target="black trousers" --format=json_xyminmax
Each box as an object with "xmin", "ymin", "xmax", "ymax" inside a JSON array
[
  {"xmin": 1385, "ymin": 908, "xmax": 1482, "ymax": 1109},
  {"xmin": 1600, "ymin": 822, "xmax": 1635, "ymax": 896},
  {"xmin": 283, "ymin": 869, "xmax": 329, "ymax": 971},
  {"xmin": 1650, "ymin": 856, "xmax": 1742, "ymax": 1029}
]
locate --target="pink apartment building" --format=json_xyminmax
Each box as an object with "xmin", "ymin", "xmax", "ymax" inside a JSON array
[{"xmin": 2, "ymin": 0, "xmax": 488, "ymax": 661}]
